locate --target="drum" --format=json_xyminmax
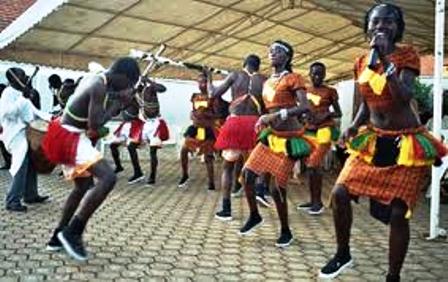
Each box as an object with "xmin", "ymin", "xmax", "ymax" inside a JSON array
[{"xmin": 26, "ymin": 119, "xmax": 56, "ymax": 174}]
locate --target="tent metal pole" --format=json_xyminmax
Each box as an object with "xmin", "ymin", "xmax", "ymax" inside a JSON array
[{"xmin": 429, "ymin": 0, "xmax": 446, "ymax": 240}]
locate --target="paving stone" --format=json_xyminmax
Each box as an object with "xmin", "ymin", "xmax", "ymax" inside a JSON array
[{"xmin": 0, "ymin": 148, "xmax": 446, "ymax": 281}]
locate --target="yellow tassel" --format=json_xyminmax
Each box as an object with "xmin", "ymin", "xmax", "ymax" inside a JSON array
[
  {"xmin": 196, "ymin": 127, "xmax": 205, "ymax": 141},
  {"xmin": 405, "ymin": 209, "xmax": 412, "ymax": 219},
  {"xmin": 307, "ymin": 92, "xmax": 322, "ymax": 106},
  {"xmin": 267, "ymin": 134, "xmax": 287, "ymax": 154},
  {"xmin": 316, "ymin": 127, "xmax": 332, "ymax": 144},
  {"xmin": 397, "ymin": 135, "xmax": 413, "ymax": 166},
  {"xmin": 396, "ymin": 135, "xmax": 434, "ymax": 167}
]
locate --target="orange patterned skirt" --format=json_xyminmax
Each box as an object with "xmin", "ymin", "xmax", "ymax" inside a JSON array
[
  {"xmin": 244, "ymin": 143, "xmax": 295, "ymax": 188},
  {"xmin": 337, "ymin": 155, "xmax": 430, "ymax": 208}
]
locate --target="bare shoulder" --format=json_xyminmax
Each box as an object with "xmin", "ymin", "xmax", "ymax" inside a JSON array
[{"xmin": 79, "ymin": 75, "xmax": 106, "ymax": 98}]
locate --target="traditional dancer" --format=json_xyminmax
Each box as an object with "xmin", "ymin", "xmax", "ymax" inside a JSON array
[
  {"xmin": 49, "ymin": 76, "xmax": 80, "ymax": 115},
  {"xmin": 0, "ymin": 68, "xmax": 50, "ymax": 212},
  {"xmin": 297, "ymin": 62, "xmax": 342, "ymax": 215},
  {"xmin": 109, "ymin": 96, "xmax": 145, "ymax": 183},
  {"xmin": 138, "ymin": 78, "xmax": 169, "ymax": 185},
  {"xmin": 43, "ymin": 57, "xmax": 140, "ymax": 261},
  {"xmin": 319, "ymin": 4, "xmax": 447, "ymax": 280},
  {"xmin": 178, "ymin": 72, "xmax": 217, "ymax": 190},
  {"xmin": 208, "ymin": 55, "xmax": 266, "ymax": 220},
  {"xmin": 239, "ymin": 41, "xmax": 316, "ymax": 247}
]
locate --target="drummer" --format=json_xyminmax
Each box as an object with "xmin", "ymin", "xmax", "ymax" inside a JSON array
[{"xmin": 0, "ymin": 67, "xmax": 50, "ymax": 212}]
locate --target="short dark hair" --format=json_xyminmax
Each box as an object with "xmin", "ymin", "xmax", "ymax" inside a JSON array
[
  {"xmin": 48, "ymin": 74, "xmax": 62, "ymax": 89},
  {"xmin": 63, "ymin": 78, "xmax": 75, "ymax": 85},
  {"xmin": 243, "ymin": 54, "xmax": 261, "ymax": 71},
  {"xmin": 109, "ymin": 57, "xmax": 141, "ymax": 85},
  {"xmin": 6, "ymin": 67, "xmax": 26, "ymax": 90},
  {"xmin": 310, "ymin": 61, "xmax": 326, "ymax": 71},
  {"xmin": 273, "ymin": 40, "xmax": 294, "ymax": 72},
  {"xmin": 364, "ymin": 3, "xmax": 405, "ymax": 42}
]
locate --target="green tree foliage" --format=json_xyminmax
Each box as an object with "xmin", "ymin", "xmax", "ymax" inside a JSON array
[{"xmin": 413, "ymin": 78, "xmax": 433, "ymax": 115}]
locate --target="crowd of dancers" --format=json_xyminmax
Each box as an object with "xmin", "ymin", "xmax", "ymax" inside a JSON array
[{"xmin": 0, "ymin": 3, "xmax": 446, "ymax": 281}]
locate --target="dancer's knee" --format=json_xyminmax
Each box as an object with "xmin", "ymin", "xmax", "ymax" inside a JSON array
[
  {"xmin": 332, "ymin": 185, "xmax": 350, "ymax": 205},
  {"xmin": 390, "ymin": 199, "xmax": 408, "ymax": 226},
  {"xmin": 243, "ymin": 169, "xmax": 257, "ymax": 185}
]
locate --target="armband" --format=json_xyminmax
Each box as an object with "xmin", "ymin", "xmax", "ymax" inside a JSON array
[{"xmin": 279, "ymin": 109, "xmax": 288, "ymax": 120}]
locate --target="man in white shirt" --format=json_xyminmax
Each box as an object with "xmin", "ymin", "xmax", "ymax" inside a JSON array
[
  {"xmin": 0, "ymin": 67, "xmax": 50, "ymax": 212},
  {"xmin": 0, "ymin": 83, "xmax": 11, "ymax": 169}
]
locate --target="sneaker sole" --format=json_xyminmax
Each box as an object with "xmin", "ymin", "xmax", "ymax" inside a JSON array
[
  {"xmin": 308, "ymin": 207, "xmax": 325, "ymax": 215},
  {"xmin": 297, "ymin": 205, "xmax": 312, "ymax": 211},
  {"xmin": 238, "ymin": 219, "xmax": 264, "ymax": 236},
  {"xmin": 275, "ymin": 236, "xmax": 294, "ymax": 248},
  {"xmin": 178, "ymin": 179, "xmax": 189, "ymax": 188},
  {"xmin": 231, "ymin": 188, "xmax": 244, "ymax": 198},
  {"xmin": 46, "ymin": 245, "xmax": 63, "ymax": 252},
  {"xmin": 128, "ymin": 175, "xmax": 145, "ymax": 184},
  {"xmin": 57, "ymin": 232, "xmax": 87, "ymax": 262},
  {"xmin": 318, "ymin": 259, "xmax": 353, "ymax": 279},
  {"xmin": 215, "ymin": 214, "xmax": 233, "ymax": 221},
  {"xmin": 256, "ymin": 196, "xmax": 272, "ymax": 208}
]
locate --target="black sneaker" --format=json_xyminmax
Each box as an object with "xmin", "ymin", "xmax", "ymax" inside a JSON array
[
  {"xmin": 256, "ymin": 194, "xmax": 272, "ymax": 208},
  {"xmin": 275, "ymin": 230, "xmax": 293, "ymax": 248},
  {"xmin": 308, "ymin": 203, "xmax": 324, "ymax": 215},
  {"xmin": 319, "ymin": 253, "xmax": 353, "ymax": 279},
  {"xmin": 239, "ymin": 214, "xmax": 263, "ymax": 235},
  {"xmin": 215, "ymin": 210, "xmax": 232, "ymax": 221},
  {"xmin": 178, "ymin": 175, "xmax": 189, "ymax": 188},
  {"xmin": 208, "ymin": 183, "xmax": 215, "ymax": 191},
  {"xmin": 386, "ymin": 273, "xmax": 400, "ymax": 282},
  {"xmin": 6, "ymin": 204, "xmax": 27, "ymax": 212},
  {"xmin": 57, "ymin": 230, "xmax": 87, "ymax": 261},
  {"xmin": 231, "ymin": 185, "xmax": 244, "ymax": 198},
  {"xmin": 46, "ymin": 229, "xmax": 63, "ymax": 252},
  {"xmin": 114, "ymin": 166, "xmax": 124, "ymax": 174},
  {"xmin": 128, "ymin": 173, "xmax": 144, "ymax": 184},
  {"xmin": 145, "ymin": 177, "xmax": 155, "ymax": 187},
  {"xmin": 24, "ymin": 195, "xmax": 50, "ymax": 204},
  {"xmin": 297, "ymin": 202, "xmax": 312, "ymax": 210}
]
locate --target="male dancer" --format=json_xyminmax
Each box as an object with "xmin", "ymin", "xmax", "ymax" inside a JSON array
[
  {"xmin": 178, "ymin": 72, "xmax": 216, "ymax": 190},
  {"xmin": 110, "ymin": 77, "xmax": 167, "ymax": 185},
  {"xmin": 139, "ymin": 78, "xmax": 169, "ymax": 185},
  {"xmin": 43, "ymin": 57, "xmax": 140, "ymax": 261},
  {"xmin": 239, "ymin": 41, "xmax": 316, "ymax": 247},
  {"xmin": 208, "ymin": 55, "xmax": 269, "ymax": 220},
  {"xmin": 297, "ymin": 62, "xmax": 342, "ymax": 215},
  {"xmin": 319, "ymin": 4, "xmax": 447, "ymax": 281},
  {"xmin": 109, "ymin": 97, "xmax": 145, "ymax": 183}
]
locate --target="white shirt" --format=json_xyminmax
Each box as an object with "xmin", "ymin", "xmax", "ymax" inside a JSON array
[{"xmin": 0, "ymin": 86, "xmax": 50, "ymax": 175}]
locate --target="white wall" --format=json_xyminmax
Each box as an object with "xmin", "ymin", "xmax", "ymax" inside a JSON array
[
  {"xmin": 333, "ymin": 79, "xmax": 355, "ymax": 132},
  {"xmin": 0, "ymin": 61, "xmax": 231, "ymax": 145}
]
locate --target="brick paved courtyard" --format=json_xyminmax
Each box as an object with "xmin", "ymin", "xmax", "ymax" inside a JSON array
[{"xmin": 0, "ymin": 147, "xmax": 447, "ymax": 281}]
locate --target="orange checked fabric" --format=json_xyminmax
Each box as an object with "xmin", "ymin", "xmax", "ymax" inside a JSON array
[
  {"xmin": 262, "ymin": 73, "xmax": 306, "ymax": 110},
  {"xmin": 337, "ymin": 155, "xmax": 429, "ymax": 209},
  {"xmin": 355, "ymin": 45, "xmax": 420, "ymax": 111},
  {"xmin": 244, "ymin": 143, "xmax": 295, "ymax": 188},
  {"xmin": 306, "ymin": 85, "xmax": 338, "ymax": 129}
]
